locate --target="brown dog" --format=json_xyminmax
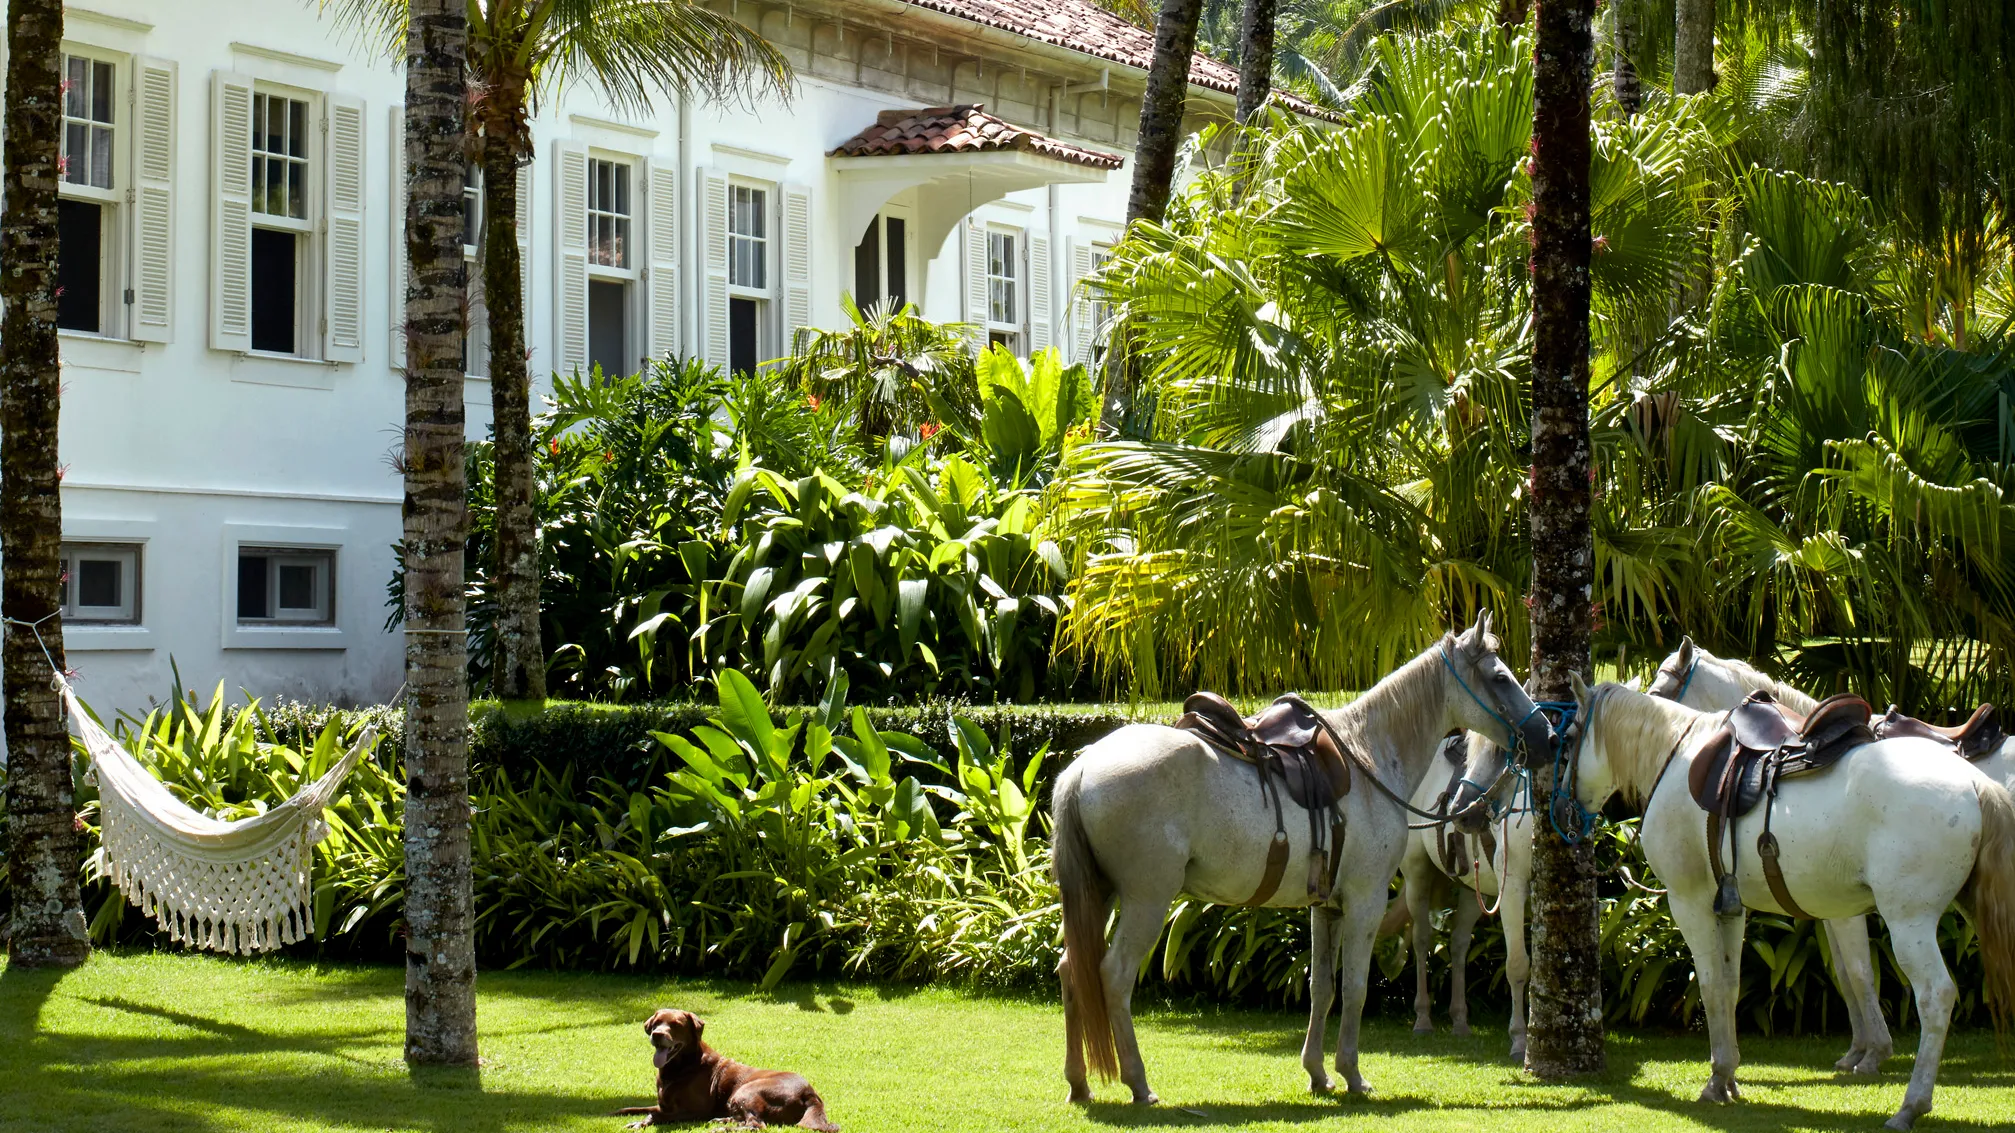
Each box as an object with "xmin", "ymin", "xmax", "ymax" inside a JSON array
[{"xmin": 614, "ymin": 1008, "xmax": 838, "ymax": 1131}]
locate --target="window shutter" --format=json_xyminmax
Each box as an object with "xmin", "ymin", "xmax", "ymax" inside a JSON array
[
  {"xmin": 130, "ymin": 57, "xmax": 177, "ymax": 344},
  {"xmin": 1070, "ymin": 239, "xmax": 1096, "ymax": 364},
  {"xmin": 781, "ymin": 184, "xmax": 812, "ymax": 353},
  {"xmin": 963, "ymin": 219, "xmax": 989, "ymax": 352},
  {"xmin": 388, "ymin": 106, "xmax": 407, "ymax": 370},
  {"xmin": 645, "ymin": 159, "xmax": 679, "ymax": 363},
  {"xmin": 552, "ymin": 141, "xmax": 589, "ymax": 374},
  {"xmin": 323, "ymin": 94, "xmax": 368, "ymax": 364},
  {"xmin": 517, "ymin": 158, "xmax": 535, "ymax": 373},
  {"xmin": 209, "ymin": 70, "xmax": 255, "ymax": 353},
  {"xmin": 701, "ymin": 168, "xmax": 730, "ymax": 369},
  {"xmin": 1029, "ymin": 232, "xmax": 1052, "ymax": 355}
]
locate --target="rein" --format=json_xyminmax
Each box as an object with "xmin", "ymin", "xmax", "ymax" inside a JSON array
[
  {"xmin": 1439, "ymin": 644, "xmax": 1548, "ymax": 756},
  {"xmin": 1284, "ymin": 695, "xmax": 1456, "ymax": 824}
]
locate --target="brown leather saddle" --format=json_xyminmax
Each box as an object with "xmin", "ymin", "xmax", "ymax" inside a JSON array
[
  {"xmin": 1689, "ymin": 690, "xmax": 1874, "ymax": 918},
  {"xmin": 1426, "ymin": 731, "xmax": 1498, "ymax": 881},
  {"xmin": 1174, "ymin": 692, "xmax": 1353, "ymax": 906},
  {"xmin": 1872, "ymin": 702, "xmax": 2003, "ymax": 761}
]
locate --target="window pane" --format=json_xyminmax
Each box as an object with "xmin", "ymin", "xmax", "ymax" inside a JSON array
[
  {"xmin": 278, "ymin": 564, "xmax": 317, "ymax": 610},
  {"xmin": 886, "ymin": 218, "xmax": 907, "ymax": 309},
  {"xmin": 589, "ymin": 279, "xmax": 629, "ymax": 377},
  {"xmin": 853, "ymin": 217, "xmax": 881, "ymax": 308},
  {"xmin": 288, "ymin": 159, "xmax": 306, "ymax": 219},
  {"xmin": 729, "ymin": 296, "xmax": 759, "ymax": 376},
  {"xmin": 91, "ymin": 125, "xmax": 113, "ymax": 189},
  {"xmin": 238, "ymin": 555, "xmax": 270, "ymax": 619},
  {"xmin": 66, "ymin": 57, "xmax": 88, "ymax": 117},
  {"xmin": 613, "ymin": 216, "xmax": 629, "ymax": 269},
  {"xmin": 64, "ymin": 122, "xmax": 87, "ymax": 183},
  {"xmin": 77, "ymin": 559, "xmax": 122, "ymax": 608},
  {"xmin": 251, "ymin": 228, "xmax": 298, "ymax": 353},
  {"xmin": 57, "ymin": 200, "xmax": 102, "ymax": 333},
  {"xmin": 90, "ymin": 61, "xmax": 114, "ymax": 123},
  {"xmin": 613, "ymin": 164, "xmax": 629, "ymax": 217},
  {"xmin": 288, "ymin": 99, "xmax": 307, "ymax": 158}
]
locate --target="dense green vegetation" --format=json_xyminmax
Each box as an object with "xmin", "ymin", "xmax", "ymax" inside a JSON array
[{"xmin": 6, "ymin": 952, "xmax": 2015, "ymax": 1133}]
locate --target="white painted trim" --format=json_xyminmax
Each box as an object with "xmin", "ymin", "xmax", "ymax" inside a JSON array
[
  {"xmin": 220, "ymin": 522, "xmax": 351, "ymax": 650},
  {"xmin": 570, "ymin": 113, "xmax": 660, "ymax": 140},
  {"xmin": 63, "ymin": 516, "xmax": 159, "ymax": 651},
  {"xmin": 65, "ymin": 481, "xmax": 400, "ymax": 507},
  {"xmin": 711, "ymin": 143, "xmax": 793, "ymax": 166},
  {"xmin": 229, "ymin": 42, "xmax": 344, "ymax": 74},
  {"xmin": 67, "ymin": 8, "xmax": 154, "ymax": 34}
]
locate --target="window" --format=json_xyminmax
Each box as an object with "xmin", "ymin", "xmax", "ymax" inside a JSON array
[
  {"xmin": 462, "ymin": 164, "xmax": 488, "ymax": 376},
  {"xmin": 585, "ymin": 157, "xmax": 636, "ymax": 377},
  {"xmin": 588, "ymin": 158, "xmax": 631, "ymax": 269},
  {"xmin": 852, "ymin": 213, "xmax": 908, "ymax": 314},
  {"xmin": 237, "ymin": 547, "xmax": 335, "ymax": 625},
  {"xmin": 61, "ymin": 543, "xmax": 140, "ymax": 624},
  {"xmin": 728, "ymin": 183, "xmax": 771, "ymax": 376},
  {"xmin": 249, "ymin": 92, "xmax": 314, "ymax": 355},
  {"xmin": 57, "ymin": 52, "xmax": 120, "ymax": 336},
  {"xmin": 987, "ymin": 229, "xmax": 1021, "ymax": 352}
]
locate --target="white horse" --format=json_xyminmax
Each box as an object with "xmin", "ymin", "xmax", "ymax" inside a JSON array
[
  {"xmin": 1052, "ymin": 614, "xmax": 1553, "ymax": 1104},
  {"xmin": 1648, "ymin": 638, "xmax": 2015, "ymax": 1074},
  {"xmin": 1459, "ymin": 677, "xmax": 2015, "ymax": 1131},
  {"xmin": 1390, "ymin": 732, "xmax": 1533, "ymax": 1058}
]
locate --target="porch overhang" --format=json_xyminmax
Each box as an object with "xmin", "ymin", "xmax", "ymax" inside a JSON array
[{"xmin": 831, "ymin": 149, "xmax": 1116, "ymax": 254}]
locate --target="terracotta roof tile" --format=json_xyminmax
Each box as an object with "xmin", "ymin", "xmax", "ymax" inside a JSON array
[
  {"xmin": 831, "ymin": 104, "xmax": 1127, "ymax": 170},
  {"xmin": 905, "ymin": 0, "xmax": 1332, "ymax": 120}
]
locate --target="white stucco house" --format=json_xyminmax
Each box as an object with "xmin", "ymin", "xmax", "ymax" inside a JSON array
[{"xmin": 29, "ymin": 0, "xmax": 1307, "ymax": 717}]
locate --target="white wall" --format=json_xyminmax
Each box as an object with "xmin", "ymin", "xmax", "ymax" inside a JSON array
[{"xmin": 32, "ymin": 0, "xmax": 1148, "ymax": 719}]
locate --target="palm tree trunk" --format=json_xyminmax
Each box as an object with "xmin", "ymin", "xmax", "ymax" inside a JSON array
[
  {"xmin": 1613, "ymin": 0, "xmax": 1642, "ymax": 115},
  {"xmin": 1234, "ymin": 0, "xmax": 1278, "ymax": 125},
  {"xmin": 400, "ymin": 0, "xmax": 478, "ymax": 1067},
  {"xmin": 1525, "ymin": 0, "xmax": 1605, "ymax": 1079},
  {"xmin": 482, "ymin": 124, "xmax": 544, "ymax": 702},
  {"xmin": 1, "ymin": 0, "xmax": 88, "ymax": 970},
  {"xmin": 1105, "ymin": 0, "xmax": 1203, "ymax": 433},
  {"xmin": 1126, "ymin": 0, "xmax": 1204, "ymax": 226},
  {"xmin": 1674, "ymin": 0, "xmax": 1715, "ymax": 94}
]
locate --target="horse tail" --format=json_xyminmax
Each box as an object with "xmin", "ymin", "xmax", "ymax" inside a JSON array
[
  {"xmin": 1377, "ymin": 894, "xmax": 1412, "ymax": 940},
  {"xmin": 1054, "ymin": 767, "xmax": 1118, "ymax": 1081},
  {"xmin": 1966, "ymin": 778, "xmax": 2015, "ymax": 1035}
]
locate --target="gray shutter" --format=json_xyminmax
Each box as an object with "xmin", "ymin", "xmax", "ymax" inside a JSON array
[
  {"xmin": 1070, "ymin": 239, "xmax": 1096, "ymax": 364},
  {"xmin": 388, "ymin": 106, "xmax": 407, "ymax": 370},
  {"xmin": 963, "ymin": 219, "xmax": 989, "ymax": 352},
  {"xmin": 517, "ymin": 157, "xmax": 535, "ymax": 373},
  {"xmin": 645, "ymin": 159, "xmax": 679, "ymax": 362},
  {"xmin": 1028, "ymin": 232, "xmax": 1052, "ymax": 356},
  {"xmin": 781, "ymin": 184, "xmax": 812, "ymax": 353},
  {"xmin": 323, "ymin": 93, "xmax": 368, "ymax": 363},
  {"xmin": 130, "ymin": 56, "xmax": 177, "ymax": 344},
  {"xmin": 209, "ymin": 70, "xmax": 255, "ymax": 353},
  {"xmin": 701, "ymin": 168, "xmax": 730, "ymax": 369},
  {"xmin": 553, "ymin": 141, "xmax": 588, "ymax": 374}
]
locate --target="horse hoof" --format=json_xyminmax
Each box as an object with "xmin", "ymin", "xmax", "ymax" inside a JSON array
[
  {"xmin": 1346, "ymin": 1082, "xmax": 1375, "ymax": 1097},
  {"xmin": 1452, "ymin": 1022, "xmax": 1472, "ymax": 1037},
  {"xmin": 1884, "ymin": 1115, "xmax": 1917, "ymax": 1132},
  {"xmin": 1698, "ymin": 1082, "xmax": 1730, "ymax": 1104},
  {"xmin": 1067, "ymin": 1085, "xmax": 1093, "ymax": 1105},
  {"xmin": 1834, "ymin": 1051, "xmax": 1864, "ymax": 1073},
  {"xmin": 1853, "ymin": 1056, "xmax": 1886, "ymax": 1076},
  {"xmin": 1412, "ymin": 1024, "xmax": 1433, "ymax": 1035},
  {"xmin": 1309, "ymin": 1076, "xmax": 1336, "ymax": 1095},
  {"xmin": 1509, "ymin": 1042, "xmax": 1526, "ymax": 1063},
  {"xmin": 1131, "ymin": 1092, "xmax": 1160, "ymax": 1107}
]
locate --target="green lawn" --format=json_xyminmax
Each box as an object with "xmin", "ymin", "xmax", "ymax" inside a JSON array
[{"xmin": 2, "ymin": 952, "xmax": 2011, "ymax": 1132}]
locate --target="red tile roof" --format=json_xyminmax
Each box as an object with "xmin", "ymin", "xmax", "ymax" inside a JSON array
[
  {"xmin": 905, "ymin": 0, "xmax": 1331, "ymax": 119},
  {"xmin": 832, "ymin": 104, "xmax": 1126, "ymax": 169}
]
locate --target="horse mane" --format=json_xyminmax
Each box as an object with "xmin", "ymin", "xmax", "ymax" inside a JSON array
[
  {"xmin": 1329, "ymin": 634, "xmax": 1459, "ymax": 762},
  {"xmin": 1589, "ymin": 682, "xmax": 1706, "ymax": 807},
  {"xmin": 1693, "ymin": 648, "xmax": 1818, "ymax": 713}
]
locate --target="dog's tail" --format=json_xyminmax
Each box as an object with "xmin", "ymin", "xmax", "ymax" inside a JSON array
[
  {"xmin": 1054, "ymin": 764, "xmax": 1117, "ymax": 1081},
  {"xmin": 1967, "ymin": 778, "xmax": 2015, "ymax": 1036}
]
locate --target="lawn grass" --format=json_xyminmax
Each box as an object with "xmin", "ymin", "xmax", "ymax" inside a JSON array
[{"xmin": 2, "ymin": 951, "xmax": 2011, "ymax": 1132}]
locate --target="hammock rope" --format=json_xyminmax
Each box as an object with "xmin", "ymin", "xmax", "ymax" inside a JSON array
[{"xmin": 58, "ymin": 674, "xmax": 377, "ymax": 955}]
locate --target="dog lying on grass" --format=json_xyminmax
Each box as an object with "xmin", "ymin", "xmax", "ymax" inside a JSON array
[{"xmin": 614, "ymin": 1008, "xmax": 839, "ymax": 1130}]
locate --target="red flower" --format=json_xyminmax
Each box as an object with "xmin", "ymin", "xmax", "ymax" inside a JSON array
[
  {"xmin": 549, "ymin": 437, "xmax": 560, "ymax": 456},
  {"xmin": 920, "ymin": 421, "xmax": 941, "ymax": 440},
  {"xmin": 807, "ymin": 393, "xmax": 821, "ymax": 410}
]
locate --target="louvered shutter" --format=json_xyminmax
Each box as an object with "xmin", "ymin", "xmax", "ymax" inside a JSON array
[
  {"xmin": 963, "ymin": 219, "xmax": 989, "ymax": 352},
  {"xmin": 781, "ymin": 184, "xmax": 812, "ymax": 352},
  {"xmin": 552, "ymin": 141, "xmax": 588, "ymax": 374},
  {"xmin": 1069, "ymin": 239, "xmax": 1096, "ymax": 364},
  {"xmin": 644, "ymin": 159, "xmax": 679, "ymax": 362},
  {"xmin": 129, "ymin": 57, "xmax": 177, "ymax": 344},
  {"xmin": 700, "ymin": 168, "xmax": 730, "ymax": 368},
  {"xmin": 323, "ymin": 94, "xmax": 367, "ymax": 363},
  {"xmin": 517, "ymin": 158, "xmax": 534, "ymax": 373},
  {"xmin": 1028, "ymin": 232, "xmax": 1052, "ymax": 356},
  {"xmin": 388, "ymin": 106, "xmax": 407, "ymax": 370},
  {"xmin": 209, "ymin": 71, "xmax": 255, "ymax": 353}
]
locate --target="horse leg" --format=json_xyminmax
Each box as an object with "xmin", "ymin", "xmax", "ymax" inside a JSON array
[
  {"xmin": 1670, "ymin": 891, "xmax": 1744, "ymax": 1102},
  {"xmin": 1500, "ymin": 871, "xmax": 1531, "ymax": 1064},
  {"xmin": 1101, "ymin": 893, "xmax": 1176, "ymax": 1105},
  {"xmin": 1825, "ymin": 915, "xmax": 1894, "ymax": 1074},
  {"xmin": 1331, "ymin": 887, "xmax": 1386, "ymax": 1094},
  {"xmin": 1302, "ymin": 904, "xmax": 1341, "ymax": 1093},
  {"xmin": 1447, "ymin": 889, "xmax": 1482, "ymax": 1037},
  {"xmin": 1881, "ymin": 914, "xmax": 1955, "ymax": 1130},
  {"xmin": 1404, "ymin": 862, "xmax": 1439, "ymax": 1034}
]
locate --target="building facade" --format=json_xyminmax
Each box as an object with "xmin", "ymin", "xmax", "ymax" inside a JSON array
[{"xmin": 30, "ymin": 0, "xmax": 1287, "ymax": 717}]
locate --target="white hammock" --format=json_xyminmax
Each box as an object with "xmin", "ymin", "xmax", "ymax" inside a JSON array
[{"xmin": 62, "ymin": 676, "xmax": 377, "ymax": 955}]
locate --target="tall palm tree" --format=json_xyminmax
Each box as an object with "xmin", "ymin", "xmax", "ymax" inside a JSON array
[
  {"xmin": 2, "ymin": 0, "xmax": 88, "ymax": 969},
  {"xmin": 398, "ymin": 0, "xmax": 477, "ymax": 1066},
  {"xmin": 328, "ymin": 1, "xmax": 792, "ymax": 701},
  {"xmin": 1235, "ymin": 0, "xmax": 1280, "ymax": 124},
  {"xmin": 1673, "ymin": 0, "xmax": 1714, "ymax": 94},
  {"xmin": 1524, "ymin": 0, "xmax": 1605, "ymax": 1078}
]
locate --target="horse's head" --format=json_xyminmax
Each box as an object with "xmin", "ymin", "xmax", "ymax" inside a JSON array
[
  {"xmin": 1449, "ymin": 731, "xmax": 1512, "ymax": 834},
  {"xmin": 1568, "ymin": 672, "xmax": 1623, "ymax": 811},
  {"xmin": 1645, "ymin": 636, "xmax": 1702, "ymax": 703},
  {"xmin": 1438, "ymin": 611, "xmax": 1554, "ymax": 768}
]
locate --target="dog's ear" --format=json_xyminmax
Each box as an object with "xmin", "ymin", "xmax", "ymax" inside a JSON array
[{"xmin": 686, "ymin": 1013, "xmax": 705, "ymax": 1040}]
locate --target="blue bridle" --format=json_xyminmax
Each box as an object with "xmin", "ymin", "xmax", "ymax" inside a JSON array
[{"xmin": 1438, "ymin": 643, "xmax": 1549, "ymax": 759}]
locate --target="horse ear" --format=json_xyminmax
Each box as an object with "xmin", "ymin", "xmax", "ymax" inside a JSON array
[
  {"xmin": 1677, "ymin": 635, "xmax": 1695, "ymax": 665},
  {"xmin": 1570, "ymin": 671, "xmax": 1592, "ymax": 706},
  {"xmin": 1475, "ymin": 610, "xmax": 1494, "ymax": 646}
]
